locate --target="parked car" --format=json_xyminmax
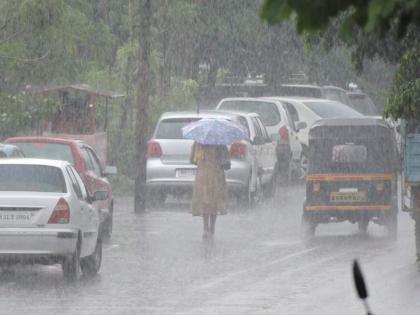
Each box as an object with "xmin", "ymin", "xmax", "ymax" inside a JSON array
[
  {"xmin": 147, "ymin": 110, "xmax": 277, "ymax": 208},
  {"xmin": 215, "ymin": 97, "xmax": 306, "ymax": 180},
  {"xmin": 0, "ymin": 143, "xmax": 25, "ymax": 158},
  {"xmin": 5, "ymin": 137, "xmax": 116, "ymax": 238},
  {"xmin": 278, "ymin": 84, "xmax": 352, "ymax": 106},
  {"xmin": 262, "ymin": 97, "xmax": 363, "ymax": 173},
  {"xmin": 0, "ymin": 158, "xmax": 103, "ymax": 279},
  {"xmin": 346, "ymin": 91, "xmax": 380, "ymax": 116}
]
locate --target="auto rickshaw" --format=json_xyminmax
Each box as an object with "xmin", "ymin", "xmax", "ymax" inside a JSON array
[{"xmin": 303, "ymin": 118, "xmax": 400, "ymax": 238}]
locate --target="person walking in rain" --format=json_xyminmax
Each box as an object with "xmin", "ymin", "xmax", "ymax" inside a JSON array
[{"xmin": 190, "ymin": 142, "xmax": 230, "ymax": 239}]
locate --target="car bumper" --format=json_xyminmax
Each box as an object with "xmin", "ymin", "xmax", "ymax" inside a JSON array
[
  {"xmin": 147, "ymin": 159, "xmax": 250, "ymax": 194},
  {"xmin": 0, "ymin": 228, "xmax": 78, "ymax": 262}
]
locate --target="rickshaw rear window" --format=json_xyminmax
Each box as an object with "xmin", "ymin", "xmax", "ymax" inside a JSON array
[{"xmin": 332, "ymin": 144, "xmax": 367, "ymax": 163}]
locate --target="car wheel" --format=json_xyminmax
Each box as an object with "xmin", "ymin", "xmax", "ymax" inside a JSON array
[
  {"xmin": 301, "ymin": 212, "xmax": 316, "ymax": 239},
  {"xmin": 62, "ymin": 238, "xmax": 81, "ymax": 281},
  {"xmin": 80, "ymin": 237, "xmax": 102, "ymax": 277},
  {"xmin": 102, "ymin": 206, "xmax": 113, "ymax": 238},
  {"xmin": 385, "ymin": 211, "xmax": 398, "ymax": 240},
  {"xmin": 299, "ymin": 154, "xmax": 308, "ymax": 179},
  {"xmin": 263, "ymin": 168, "xmax": 278, "ymax": 198},
  {"xmin": 239, "ymin": 175, "xmax": 262, "ymax": 209},
  {"xmin": 358, "ymin": 218, "xmax": 369, "ymax": 234},
  {"xmin": 148, "ymin": 191, "xmax": 166, "ymax": 208}
]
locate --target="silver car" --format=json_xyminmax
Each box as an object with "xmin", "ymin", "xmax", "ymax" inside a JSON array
[
  {"xmin": 146, "ymin": 110, "xmax": 277, "ymax": 207},
  {"xmin": 0, "ymin": 158, "xmax": 102, "ymax": 280}
]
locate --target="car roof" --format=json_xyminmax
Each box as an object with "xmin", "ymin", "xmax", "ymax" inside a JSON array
[
  {"xmin": 323, "ymin": 85, "xmax": 346, "ymax": 91},
  {"xmin": 311, "ymin": 117, "xmax": 390, "ymax": 128},
  {"xmin": 280, "ymin": 84, "xmax": 322, "ymax": 89},
  {"xmin": 159, "ymin": 110, "xmax": 243, "ymax": 120},
  {"xmin": 6, "ymin": 136, "xmax": 83, "ymax": 146},
  {"xmin": 261, "ymin": 96, "xmax": 332, "ymax": 103},
  {"xmin": 0, "ymin": 158, "xmax": 70, "ymax": 168}
]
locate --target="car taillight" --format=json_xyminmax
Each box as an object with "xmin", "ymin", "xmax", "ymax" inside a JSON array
[
  {"xmin": 48, "ymin": 198, "xmax": 70, "ymax": 224},
  {"xmin": 279, "ymin": 126, "xmax": 289, "ymax": 144},
  {"xmin": 230, "ymin": 143, "xmax": 246, "ymax": 159},
  {"xmin": 147, "ymin": 141, "xmax": 162, "ymax": 158}
]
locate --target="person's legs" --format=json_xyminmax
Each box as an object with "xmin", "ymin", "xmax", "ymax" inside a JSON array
[
  {"xmin": 203, "ymin": 214, "xmax": 210, "ymax": 238},
  {"xmin": 210, "ymin": 214, "xmax": 217, "ymax": 235}
]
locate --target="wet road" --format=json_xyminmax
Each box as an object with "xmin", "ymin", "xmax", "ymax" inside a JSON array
[{"xmin": 0, "ymin": 184, "xmax": 419, "ymax": 315}]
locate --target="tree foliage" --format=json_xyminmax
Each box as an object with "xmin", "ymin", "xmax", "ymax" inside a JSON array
[
  {"xmin": 384, "ymin": 48, "xmax": 420, "ymax": 119},
  {"xmin": 260, "ymin": 0, "xmax": 420, "ymax": 38}
]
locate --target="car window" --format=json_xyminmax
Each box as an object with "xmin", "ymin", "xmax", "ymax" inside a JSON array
[
  {"xmin": 251, "ymin": 117, "xmax": 263, "ymax": 138},
  {"xmin": 279, "ymin": 86, "xmax": 323, "ymax": 98},
  {"xmin": 13, "ymin": 142, "xmax": 75, "ymax": 164},
  {"xmin": 256, "ymin": 117, "xmax": 269, "ymax": 140},
  {"xmin": 0, "ymin": 165, "xmax": 66, "ymax": 193},
  {"xmin": 218, "ymin": 100, "xmax": 281, "ymax": 126},
  {"xmin": 282, "ymin": 102, "xmax": 300, "ymax": 131},
  {"xmin": 86, "ymin": 148, "xmax": 102, "ymax": 177},
  {"xmin": 69, "ymin": 166, "xmax": 88, "ymax": 200},
  {"xmin": 348, "ymin": 94, "xmax": 379, "ymax": 115},
  {"xmin": 322, "ymin": 89, "xmax": 342, "ymax": 102},
  {"xmin": 237, "ymin": 117, "xmax": 250, "ymax": 138},
  {"xmin": 302, "ymin": 101, "xmax": 363, "ymax": 118},
  {"xmin": 155, "ymin": 118, "xmax": 200, "ymax": 139},
  {"xmin": 81, "ymin": 148, "xmax": 94, "ymax": 171},
  {"xmin": 11, "ymin": 149, "xmax": 24, "ymax": 158},
  {"xmin": 66, "ymin": 166, "xmax": 83, "ymax": 199}
]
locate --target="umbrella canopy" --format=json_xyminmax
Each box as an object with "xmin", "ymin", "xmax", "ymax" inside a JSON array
[{"xmin": 182, "ymin": 118, "xmax": 248, "ymax": 145}]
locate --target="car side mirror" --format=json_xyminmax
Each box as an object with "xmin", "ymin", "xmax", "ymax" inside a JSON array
[
  {"xmin": 253, "ymin": 135, "xmax": 264, "ymax": 145},
  {"xmin": 92, "ymin": 191, "xmax": 109, "ymax": 202},
  {"xmin": 103, "ymin": 165, "xmax": 117, "ymax": 176},
  {"xmin": 295, "ymin": 121, "xmax": 307, "ymax": 131}
]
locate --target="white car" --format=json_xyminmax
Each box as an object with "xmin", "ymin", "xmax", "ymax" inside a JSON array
[
  {"xmin": 147, "ymin": 110, "xmax": 277, "ymax": 208},
  {"xmin": 216, "ymin": 97, "xmax": 306, "ymax": 180},
  {"xmin": 262, "ymin": 97, "xmax": 363, "ymax": 148},
  {"xmin": 0, "ymin": 158, "xmax": 103, "ymax": 280}
]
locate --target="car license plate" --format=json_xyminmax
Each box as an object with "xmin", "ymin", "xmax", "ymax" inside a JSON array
[
  {"xmin": 175, "ymin": 169, "xmax": 196, "ymax": 178},
  {"xmin": 330, "ymin": 191, "xmax": 367, "ymax": 202},
  {"xmin": 0, "ymin": 211, "xmax": 34, "ymax": 224}
]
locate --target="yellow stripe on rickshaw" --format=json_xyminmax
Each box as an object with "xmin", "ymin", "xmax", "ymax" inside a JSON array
[
  {"xmin": 305, "ymin": 173, "xmax": 394, "ymax": 181},
  {"xmin": 304, "ymin": 205, "xmax": 392, "ymax": 211}
]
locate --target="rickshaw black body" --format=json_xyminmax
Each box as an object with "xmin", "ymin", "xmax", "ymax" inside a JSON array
[{"xmin": 303, "ymin": 118, "xmax": 399, "ymax": 237}]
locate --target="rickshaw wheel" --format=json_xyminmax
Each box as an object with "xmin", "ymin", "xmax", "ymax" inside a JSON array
[
  {"xmin": 358, "ymin": 218, "xmax": 369, "ymax": 234},
  {"xmin": 385, "ymin": 212, "xmax": 398, "ymax": 240},
  {"xmin": 301, "ymin": 212, "xmax": 316, "ymax": 238}
]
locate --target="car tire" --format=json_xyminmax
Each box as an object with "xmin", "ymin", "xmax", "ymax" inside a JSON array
[
  {"xmin": 301, "ymin": 212, "xmax": 316, "ymax": 239},
  {"xmin": 80, "ymin": 237, "xmax": 102, "ymax": 277},
  {"xmin": 62, "ymin": 238, "xmax": 81, "ymax": 281},
  {"xmin": 148, "ymin": 191, "xmax": 166, "ymax": 208},
  {"xmin": 102, "ymin": 206, "xmax": 113, "ymax": 238},
  {"xmin": 386, "ymin": 211, "xmax": 398, "ymax": 240},
  {"xmin": 358, "ymin": 218, "xmax": 369, "ymax": 234},
  {"xmin": 240, "ymin": 175, "xmax": 262, "ymax": 209},
  {"xmin": 263, "ymin": 168, "xmax": 278, "ymax": 198}
]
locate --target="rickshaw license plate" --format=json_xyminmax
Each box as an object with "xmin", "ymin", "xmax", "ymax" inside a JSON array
[{"xmin": 330, "ymin": 191, "xmax": 367, "ymax": 202}]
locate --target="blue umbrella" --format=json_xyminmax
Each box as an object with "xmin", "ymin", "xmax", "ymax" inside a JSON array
[{"xmin": 182, "ymin": 118, "xmax": 248, "ymax": 145}]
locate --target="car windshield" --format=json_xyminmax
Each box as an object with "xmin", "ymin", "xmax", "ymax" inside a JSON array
[
  {"xmin": 302, "ymin": 101, "xmax": 363, "ymax": 118},
  {"xmin": 11, "ymin": 142, "xmax": 75, "ymax": 164},
  {"xmin": 218, "ymin": 100, "xmax": 280, "ymax": 126},
  {"xmin": 348, "ymin": 95, "xmax": 379, "ymax": 115},
  {"xmin": 279, "ymin": 86, "xmax": 323, "ymax": 98},
  {"xmin": 0, "ymin": 165, "xmax": 66, "ymax": 193},
  {"xmin": 155, "ymin": 118, "xmax": 200, "ymax": 139}
]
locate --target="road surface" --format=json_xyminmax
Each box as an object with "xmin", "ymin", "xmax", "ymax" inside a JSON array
[{"xmin": 0, "ymin": 184, "xmax": 419, "ymax": 314}]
